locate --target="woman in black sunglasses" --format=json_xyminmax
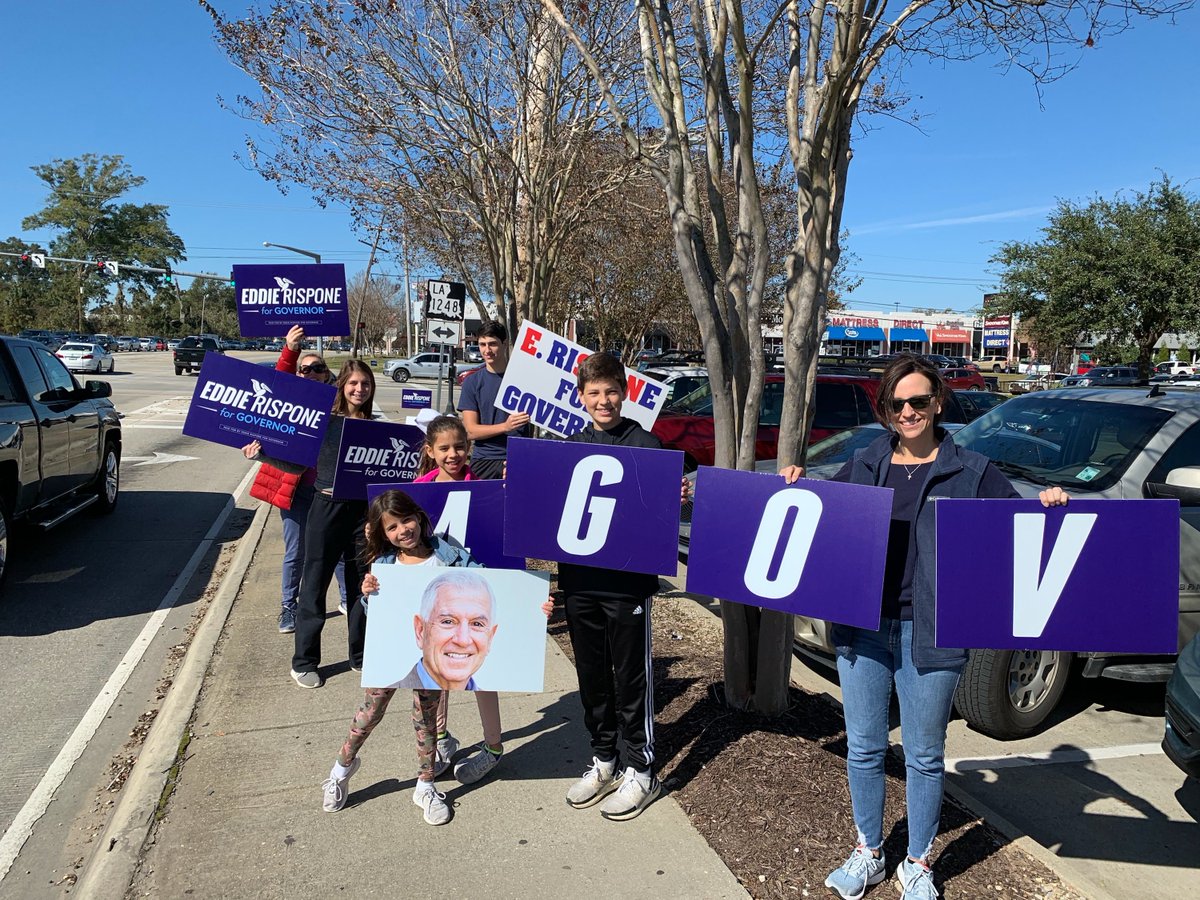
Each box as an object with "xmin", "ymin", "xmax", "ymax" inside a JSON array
[
  {"xmin": 781, "ymin": 354, "xmax": 1067, "ymax": 900},
  {"xmin": 243, "ymin": 326, "xmax": 348, "ymax": 636}
]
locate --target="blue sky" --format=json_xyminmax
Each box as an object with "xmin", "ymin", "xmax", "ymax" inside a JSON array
[{"xmin": 2, "ymin": 2, "xmax": 1196, "ymax": 318}]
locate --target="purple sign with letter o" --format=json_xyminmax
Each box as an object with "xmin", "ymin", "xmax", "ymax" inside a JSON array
[
  {"xmin": 936, "ymin": 499, "xmax": 1179, "ymax": 652},
  {"xmin": 685, "ymin": 467, "xmax": 892, "ymax": 625},
  {"xmin": 182, "ymin": 352, "xmax": 336, "ymax": 467},
  {"xmin": 234, "ymin": 262, "xmax": 350, "ymax": 337},
  {"xmin": 367, "ymin": 481, "xmax": 524, "ymax": 570},
  {"xmin": 503, "ymin": 437, "xmax": 683, "ymax": 575},
  {"xmin": 332, "ymin": 418, "xmax": 426, "ymax": 500}
]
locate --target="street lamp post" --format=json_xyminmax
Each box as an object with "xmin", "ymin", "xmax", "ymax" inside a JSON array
[{"xmin": 262, "ymin": 241, "xmax": 324, "ymax": 356}]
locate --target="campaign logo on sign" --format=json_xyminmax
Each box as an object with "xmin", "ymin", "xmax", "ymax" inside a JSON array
[
  {"xmin": 367, "ymin": 481, "xmax": 524, "ymax": 570},
  {"xmin": 494, "ymin": 322, "xmax": 667, "ymax": 438},
  {"xmin": 936, "ymin": 499, "xmax": 1179, "ymax": 652},
  {"xmin": 233, "ymin": 263, "xmax": 350, "ymax": 337},
  {"xmin": 401, "ymin": 388, "xmax": 433, "ymax": 409},
  {"xmin": 182, "ymin": 353, "xmax": 336, "ymax": 467},
  {"xmin": 332, "ymin": 418, "xmax": 426, "ymax": 499},
  {"xmin": 503, "ymin": 437, "xmax": 683, "ymax": 575},
  {"xmin": 686, "ymin": 468, "xmax": 892, "ymax": 624}
]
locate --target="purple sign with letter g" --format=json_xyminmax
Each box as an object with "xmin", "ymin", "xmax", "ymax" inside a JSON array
[
  {"xmin": 234, "ymin": 263, "xmax": 350, "ymax": 337},
  {"xmin": 685, "ymin": 467, "xmax": 892, "ymax": 625},
  {"xmin": 182, "ymin": 352, "xmax": 336, "ymax": 467},
  {"xmin": 503, "ymin": 437, "xmax": 683, "ymax": 575},
  {"xmin": 936, "ymin": 499, "xmax": 1179, "ymax": 652},
  {"xmin": 332, "ymin": 418, "xmax": 426, "ymax": 500},
  {"xmin": 367, "ymin": 481, "xmax": 525, "ymax": 570}
]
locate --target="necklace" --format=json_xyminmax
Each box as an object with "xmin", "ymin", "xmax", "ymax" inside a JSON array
[{"xmin": 900, "ymin": 462, "xmax": 925, "ymax": 481}]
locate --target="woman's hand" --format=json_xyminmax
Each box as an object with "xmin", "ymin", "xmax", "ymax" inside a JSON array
[
  {"xmin": 361, "ymin": 573, "xmax": 379, "ymax": 595},
  {"xmin": 541, "ymin": 597, "xmax": 554, "ymax": 618},
  {"xmin": 285, "ymin": 325, "xmax": 306, "ymax": 352},
  {"xmin": 680, "ymin": 476, "xmax": 691, "ymax": 504},
  {"xmin": 1038, "ymin": 486, "xmax": 1070, "ymax": 507},
  {"xmin": 242, "ymin": 440, "xmax": 262, "ymax": 460},
  {"xmin": 778, "ymin": 465, "xmax": 805, "ymax": 484}
]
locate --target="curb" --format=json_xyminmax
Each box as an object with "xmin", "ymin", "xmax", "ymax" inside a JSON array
[
  {"xmin": 74, "ymin": 502, "xmax": 270, "ymax": 900},
  {"xmin": 658, "ymin": 575, "xmax": 1116, "ymax": 900}
]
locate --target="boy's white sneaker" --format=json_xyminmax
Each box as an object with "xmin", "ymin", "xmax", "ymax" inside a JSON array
[
  {"xmin": 599, "ymin": 768, "xmax": 660, "ymax": 821},
  {"xmin": 565, "ymin": 756, "xmax": 620, "ymax": 808}
]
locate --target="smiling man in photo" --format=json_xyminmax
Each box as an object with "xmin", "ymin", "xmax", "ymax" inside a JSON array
[{"xmin": 396, "ymin": 571, "xmax": 498, "ymax": 690}]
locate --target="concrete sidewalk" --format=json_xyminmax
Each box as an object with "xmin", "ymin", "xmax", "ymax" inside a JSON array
[{"xmin": 128, "ymin": 513, "xmax": 748, "ymax": 899}]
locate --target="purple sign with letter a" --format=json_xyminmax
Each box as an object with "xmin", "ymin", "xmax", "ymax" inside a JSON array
[
  {"xmin": 503, "ymin": 437, "xmax": 683, "ymax": 575},
  {"xmin": 685, "ymin": 468, "xmax": 892, "ymax": 625},
  {"xmin": 936, "ymin": 499, "xmax": 1179, "ymax": 652},
  {"xmin": 233, "ymin": 263, "xmax": 351, "ymax": 337},
  {"xmin": 182, "ymin": 352, "xmax": 336, "ymax": 467},
  {"xmin": 332, "ymin": 418, "xmax": 426, "ymax": 500},
  {"xmin": 367, "ymin": 481, "xmax": 525, "ymax": 570}
]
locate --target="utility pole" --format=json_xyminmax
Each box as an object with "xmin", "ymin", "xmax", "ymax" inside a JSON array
[
  {"xmin": 353, "ymin": 220, "xmax": 386, "ymax": 359},
  {"xmin": 402, "ymin": 234, "xmax": 414, "ymax": 357}
]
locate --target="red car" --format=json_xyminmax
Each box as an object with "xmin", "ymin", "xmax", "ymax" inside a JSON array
[
  {"xmin": 651, "ymin": 374, "xmax": 883, "ymax": 470},
  {"xmin": 939, "ymin": 367, "xmax": 986, "ymax": 391}
]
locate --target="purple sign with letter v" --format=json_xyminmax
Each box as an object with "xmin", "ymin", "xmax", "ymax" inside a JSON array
[
  {"xmin": 503, "ymin": 437, "xmax": 683, "ymax": 575},
  {"xmin": 182, "ymin": 352, "xmax": 337, "ymax": 467},
  {"xmin": 332, "ymin": 418, "xmax": 426, "ymax": 500},
  {"xmin": 367, "ymin": 481, "xmax": 525, "ymax": 570},
  {"xmin": 936, "ymin": 499, "xmax": 1180, "ymax": 653},
  {"xmin": 233, "ymin": 262, "xmax": 351, "ymax": 337},
  {"xmin": 685, "ymin": 467, "xmax": 892, "ymax": 625}
]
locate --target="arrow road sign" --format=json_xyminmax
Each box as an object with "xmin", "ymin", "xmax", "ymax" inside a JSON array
[
  {"xmin": 103, "ymin": 261, "xmax": 119, "ymax": 277},
  {"xmin": 30, "ymin": 253, "xmax": 45, "ymax": 269},
  {"xmin": 426, "ymin": 319, "xmax": 463, "ymax": 346},
  {"xmin": 426, "ymin": 279, "xmax": 466, "ymax": 321}
]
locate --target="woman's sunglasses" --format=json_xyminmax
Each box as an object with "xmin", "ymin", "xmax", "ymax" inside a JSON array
[
  {"xmin": 299, "ymin": 362, "xmax": 328, "ymax": 375},
  {"xmin": 889, "ymin": 393, "xmax": 934, "ymax": 414}
]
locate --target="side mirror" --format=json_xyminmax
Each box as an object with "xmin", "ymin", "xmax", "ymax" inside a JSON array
[
  {"xmin": 1145, "ymin": 465, "xmax": 1200, "ymax": 506},
  {"xmin": 84, "ymin": 380, "xmax": 112, "ymax": 398}
]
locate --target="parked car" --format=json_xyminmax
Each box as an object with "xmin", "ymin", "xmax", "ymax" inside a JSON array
[
  {"xmin": 954, "ymin": 390, "xmax": 1007, "ymax": 422},
  {"xmin": 633, "ymin": 348, "xmax": 662, "ymax": 365},
  {"xmin": 385, "ymin": 351, "xmax": 449, "ymax": 383},
  {"xmin": 137, "ymin": 337, "xmax": 156, "ymax": 351},
  {"xmin": 943, "ymin": 356, "xmax": 978, "ymax": 370},
  {"xmin": 115, "ymin": 336, "xmax": 139, "ymax": 352},
  {"xmin": 453, "ymin": 361, "xmax": 487, "ymax": 385},
  {"xmin": 1060, "ymin": 366, "xmax": 1146, "ymax": 388},
  {"xmin": 792, "ymin": 387, "xmax": 1200, "ymax": 739},
  {"xmin": 0, "ymin": 337, "xmax": 122, "ymax": 587},
  {"xmin": 55, "ymin": 341, "xmax": 115, "ymax": 374},
  {"xmin": 637, "ymin": 349, "xmax": 705, "ymax": 372},
  {"xmin": 1008, "ymin": 372, "xmax": 1072, "ymax": 395},
  {"xmin": 166, "ymin": 338, "xmax": 183, "ymax": 352},
  {"xmin": 1164, "ymin": 628, "xmax": 1200, "ymax": 780},
  {"xmin": 643, "ymin": 366, "xmax": 709, "ymax": 407},
  {"xmin": 974, "ymin": 355, "xmax": 1012, "ymax": 372},
  {"xmin": 1156, "ymin": 360, "xmax": 1196, "ymax": 377},
  {"xmin": 939, "ymin": 367, "xmax": 986, "ymax": 391}
]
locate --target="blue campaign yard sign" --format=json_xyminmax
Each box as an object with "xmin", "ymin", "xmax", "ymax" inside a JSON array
[
  {"xmin": 332, "ymin": 418, "xmax": 426, "ymax": 499},
  {"xmin": 234, "ymin": 263, "xmax": 350, "ymax": 337},
  {"xmin": 402, "ymin": 388, "xmax": 433, "ymax": 409}
]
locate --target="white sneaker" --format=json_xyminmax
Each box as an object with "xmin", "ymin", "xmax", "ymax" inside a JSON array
[
  {"xmin": 434, "ymin": 732, "xmax": 460, "ymax": 777},
  {"xmin": 599, "ymin": 768, "xmax": 661, "ymax": 821},
  {"xmin": 321, "ymin": 757, "xmax": 360, "ymax": 813},
  {"xmin": 413, "ymin": 781, "xmax": 451, "ymax": 825},
  {"xmin": 565, "ymin": 756, "xmax": 620, "ymax": 808},
  {"xmin": 454, "ymin": 743, "xmax": 502, "ymax": 784}
]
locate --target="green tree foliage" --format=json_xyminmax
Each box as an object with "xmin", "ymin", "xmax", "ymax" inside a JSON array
[
  {"xmin": 993, "ymin": 177, "xmax": 1200, "ymax": 378},
  {"xmin": 10, "ymin": 154, "xmax": 185, "ymax": 330}
]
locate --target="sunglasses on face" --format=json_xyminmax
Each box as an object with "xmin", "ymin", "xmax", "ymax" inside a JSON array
[
  {"xmin": 889, "ymin": 394, "xmax": 935, "ymax": 414},
  {"xmin": 299, "ymin": 363, "xmax": 328, "ymax": 375}
]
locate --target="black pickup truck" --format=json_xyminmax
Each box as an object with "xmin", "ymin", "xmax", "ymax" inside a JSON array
[
  {"xmin": 173, "ymin": 337, "xmax": 223, "ymax": 375},
  {"xmin": 0, "ymin": 336, "xmax": 122, "ymax": 587}
]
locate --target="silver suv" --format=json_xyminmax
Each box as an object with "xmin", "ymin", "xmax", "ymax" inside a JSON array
[{"xmin": 794, "ymin": 387, "xmax": 1200, "ymax": 739}]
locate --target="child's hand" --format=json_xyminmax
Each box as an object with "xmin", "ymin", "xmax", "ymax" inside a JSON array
[
  {"xmin": 361, "ymin": 573, "xmax": 379, "ymax": 594},
  {"xmin": 285, "ymin": 325, "xmax": 306, "ymax": 352},
  {"xmin": 778, "ymin": 465, "xmax": 805, "ymax": 484},
  {"xmin": 242, "ymin": 440, "xmax": 262, "ymax": 460},
  {"xmin": 1038, "ymin": 486, "xmax": 1070, "ymax": 507},
  {"xmin": 541, "ymin": 597, "xmax": 554, "ymax": 618},
  {"xmin": 680, "ymin": 476, "xmax": 691, "ymax": 504}
]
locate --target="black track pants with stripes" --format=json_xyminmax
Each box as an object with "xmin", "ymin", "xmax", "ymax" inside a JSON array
[{"xmin": 564, "ymin": 593, "xmax": 655, "ymax": 773}]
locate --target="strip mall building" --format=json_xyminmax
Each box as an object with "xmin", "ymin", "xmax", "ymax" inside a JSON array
[{"xmin": 763, "ymin": 309, "xmax": 981, "ymax": 358}]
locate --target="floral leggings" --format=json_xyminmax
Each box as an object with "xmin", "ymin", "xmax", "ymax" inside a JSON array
[{"xmin": 338, "ymin": 688, "xmax": 446, "ymax": 780}]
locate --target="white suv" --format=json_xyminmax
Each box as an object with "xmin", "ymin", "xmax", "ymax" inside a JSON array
[{"xmin": 974, "ymin": 355, "xmax": 1011, "ymax": 372}]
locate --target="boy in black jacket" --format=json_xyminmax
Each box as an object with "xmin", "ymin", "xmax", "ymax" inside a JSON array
[{"xmin": 560, "ymin": 351, "xmax": 680, "ymax": 821}]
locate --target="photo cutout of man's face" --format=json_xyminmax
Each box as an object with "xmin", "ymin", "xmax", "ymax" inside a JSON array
[{"xmin": 414, "ymin": 576, "xmax": 498, "ymax": 690}]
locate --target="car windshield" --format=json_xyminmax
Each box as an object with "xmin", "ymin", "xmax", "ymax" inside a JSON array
[
  {"xmin": 806, "ymin": 426, "xmax": 884, "ymax": 468},
  {"xmin": 953, "ymin": 395, "xmax": 1172, "ymax": 492},
  {"xmin": 669, "ymin": 380, "xmax": 715, "ymax": 415}
]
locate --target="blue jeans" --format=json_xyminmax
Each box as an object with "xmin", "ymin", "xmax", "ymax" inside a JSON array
[
  {"xmin": 836, "ymin": 618, "xmax": 962, "ymax": 862},
  {"xmin": 279, "ymin": 485, "xmax": 346, "ymax": 610}
]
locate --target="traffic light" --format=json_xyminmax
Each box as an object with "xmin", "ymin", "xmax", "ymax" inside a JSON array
[
  {"xmin": 97, "ymin": 260, "xmax": 109, "ymax": 277},
  {"xmin": 19, "ymin": 253, "xmax": 31, "ymax": 271},
  {"xmin": 228, "ymin": 271, "xmax": 235, "ymax": 288},
  {"xmin": 161, "ymin": 266, "xmax": 173, "ymax": 286}
]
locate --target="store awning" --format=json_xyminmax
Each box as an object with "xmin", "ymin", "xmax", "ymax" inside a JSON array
[
  {"xmin": 931, "ymin": 328, "xmax": 971, "ymax": 343},
  {"xmin": 889, "ymin": 328, "xmax": 928, "ymax": 343},
  {"xmin": 826, "ymin": 326, "xmax": 885, "ymax": 341}
]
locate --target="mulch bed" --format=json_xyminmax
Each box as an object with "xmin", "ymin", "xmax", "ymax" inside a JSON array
[{"xmin": 546, "ymin": 581, "xmax": 1085, "ymax": 900}]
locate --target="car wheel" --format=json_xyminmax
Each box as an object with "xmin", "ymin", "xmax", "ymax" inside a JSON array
[
  {"xmin": 392, "ymin": 368, "xmax": 410, "ymax": 383},
  {"xmin": 175, "ymin": 367, "xmax": 184, "ymax": 376},
  {"xmin": 968, "ymin": 385, "xmax": 982, "ymax": 391},
  {"xmin": 93, "ymin": 440, "xmax": 120, "ymax": 514},
  {"xmin": 955, "ymin": 647, "xmax": 1072, "ymax": 740}
]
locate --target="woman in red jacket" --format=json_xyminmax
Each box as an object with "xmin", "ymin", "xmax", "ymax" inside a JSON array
[{"xmin": 243, "ymin": 326, "xmax": 346, "ymax": 634}]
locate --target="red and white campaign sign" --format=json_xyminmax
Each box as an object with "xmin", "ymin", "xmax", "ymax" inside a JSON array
[{"xmin": 494, "ymin": 321, "xmax": 668, "ymax": 438}]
